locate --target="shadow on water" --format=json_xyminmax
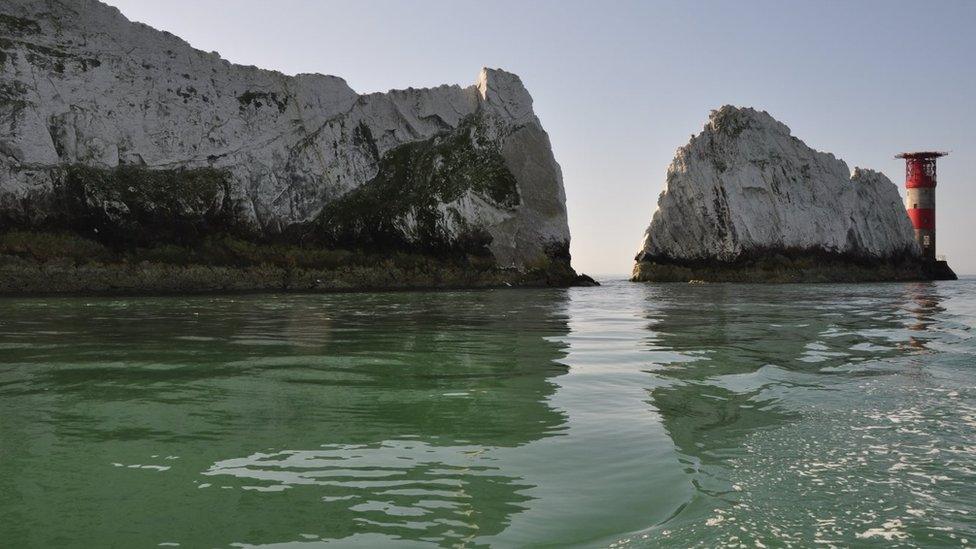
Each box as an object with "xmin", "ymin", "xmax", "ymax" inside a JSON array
[{"xmin": 0, "ymin": 289, "xmax": 573, "ymax": 547}]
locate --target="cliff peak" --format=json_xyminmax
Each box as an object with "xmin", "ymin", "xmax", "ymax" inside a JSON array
[
  {"xmin": 706, "ymin": 105, "xmax": 789, "ymax": 138},
  {"xmin": 477, "ymin": 68, "xmax": 536, "ymax": 125}
]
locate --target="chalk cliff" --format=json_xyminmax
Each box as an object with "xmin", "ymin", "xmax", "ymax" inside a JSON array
[
  {"xmin": 0, "ymin": 0, "xmax": 573, "ymax": 280},
  {"xmin": 634, "ymin": 106, "xmax": 951, "ymax": 282}
]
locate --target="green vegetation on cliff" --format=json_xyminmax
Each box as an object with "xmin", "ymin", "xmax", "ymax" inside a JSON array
[
  {"xmin": 57, "ymin": 164, "xmax": 239, "ymax": 247},
  {"xmin": 315, "ymin": 112, "xmax": 520, "ymax": 254},
  {"xmin": 39, "ymin": 112, "xmax": 523, "ymax": 259}
]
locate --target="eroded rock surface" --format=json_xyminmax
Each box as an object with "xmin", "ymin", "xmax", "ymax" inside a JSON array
[
  {"xmin": 637, "ymin": 106, "xmax": 918, "ymax": 267},
  {"xmin": 0, "ymin": 0, "xmax": 569, "ymax": 269}
]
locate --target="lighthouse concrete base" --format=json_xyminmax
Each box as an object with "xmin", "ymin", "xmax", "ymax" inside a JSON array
[{"xmin": 925, "ymin": 261, "xmax": 958, "ymax": 281}]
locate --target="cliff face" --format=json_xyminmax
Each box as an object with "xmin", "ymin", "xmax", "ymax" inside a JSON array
[
  {"xmin": 636, "ymin": 107, "xmax": 920, "ymax": 278},
  {"xmin": 0, "ymin": 0, "xmax": 570, "ymax": 269}
]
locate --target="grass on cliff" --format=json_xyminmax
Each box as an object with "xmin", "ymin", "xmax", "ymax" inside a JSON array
[
  {"xmin": 60, "ymin": 164, "xmax": 237, "ymax": 247},
  {"xmin": 0, "ymin": 231, "xmax": 112, "ymax": 264},
  {"xmin": 315, "ymin": 112, "xmax": 520, "ymax": 253},
  {"xmin": 0, "ymin": 230, "xmax": 498, "ymax": 273}
]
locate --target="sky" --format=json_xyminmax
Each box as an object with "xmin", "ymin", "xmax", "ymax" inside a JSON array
[{"xmin": 104, "ymin": 0, "xmax": 976, "ymax": 275}]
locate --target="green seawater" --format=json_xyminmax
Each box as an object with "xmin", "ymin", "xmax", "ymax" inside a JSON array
[{"xmin": 0, "ymin": 279, "xmax": 974, "ymax": 548}]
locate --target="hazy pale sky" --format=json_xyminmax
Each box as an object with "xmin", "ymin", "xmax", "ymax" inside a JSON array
[{"xmin": 104, "ymin": 0, "xmax": 975, "ymax": 275}]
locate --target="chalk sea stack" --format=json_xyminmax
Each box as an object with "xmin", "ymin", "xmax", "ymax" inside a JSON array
[
  {"xmin": 0, "ymin": 0, "xmax": 590, "ymax": 294},
  {"xmin": 634, "ymin": 106, "xmax": 957, "ymax": 283}
]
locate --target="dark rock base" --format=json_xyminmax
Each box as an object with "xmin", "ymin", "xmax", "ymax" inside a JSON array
[
  {"xmin": 0, "ymin": 231, "xmax": 587, "ymax": 296},
  {"xmin": 0, "ymin": 262, "xmax": 584, "ymax": 296},
  {"xmin": 632, "ymin": 255, "xmax": 958, "ymax": 283}
]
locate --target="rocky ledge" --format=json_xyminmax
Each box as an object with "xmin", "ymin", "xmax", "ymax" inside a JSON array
[
  {"xmin": 633, "ymin": 106, "xmax": 956, "ymax": 283},
  {"xmin": 0, "ymin": 0, "xmax": 594, "ymax": 293}
]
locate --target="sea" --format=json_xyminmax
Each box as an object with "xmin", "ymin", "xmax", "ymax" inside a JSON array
[{"xmin": 0, "ymin": 278, "xmax": 973, "ymax": 547}]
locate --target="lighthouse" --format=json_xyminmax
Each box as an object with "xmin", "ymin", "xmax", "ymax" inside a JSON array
[{"xmin": 896, "ymin": 151, "xmax": 947, "ymax": 261}]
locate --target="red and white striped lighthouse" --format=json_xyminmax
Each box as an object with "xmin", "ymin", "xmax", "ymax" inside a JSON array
[{"xmin": 896, "ymin": 151, "xmax": 946, "ymax": 261}]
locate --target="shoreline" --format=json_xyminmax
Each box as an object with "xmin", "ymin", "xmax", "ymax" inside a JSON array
[
  {"xmin": 0, "ymin": 230, "xmax": 596, "ymax": 296},
  {"xmin": 632, "ymin": 255, "xmax": 958, "ymax": 283},
  {"xmin": 0, "ymin": 260, "xmax": 596, "ymax": 297}
]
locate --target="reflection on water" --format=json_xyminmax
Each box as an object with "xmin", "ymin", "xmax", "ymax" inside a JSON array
[
  {"xmin": 205, "ymin": 441, "xmax": 532, "ymax": 544},
  {"xmin": 634, "ymin": 282, "xmax": 975, "ymax": 547},
  {"xmin": 0, "ymin": 290, "xmax": 571, "ymax": 547},
  {"xmin": 905, "ymin": 282, "xmax": 948, "ymax": 350},
  {"xmin": 0, "ymin": 280, "xmax": 974, "ymax": 547}
]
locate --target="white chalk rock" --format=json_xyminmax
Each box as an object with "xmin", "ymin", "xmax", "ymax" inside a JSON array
[
  {"xmin": 0, "ymin": 0, "xmax": 569, "ymax": 268},
  {"xmin": 638, "ymin": 106, "xmax": 918, "ymax": 262}
]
